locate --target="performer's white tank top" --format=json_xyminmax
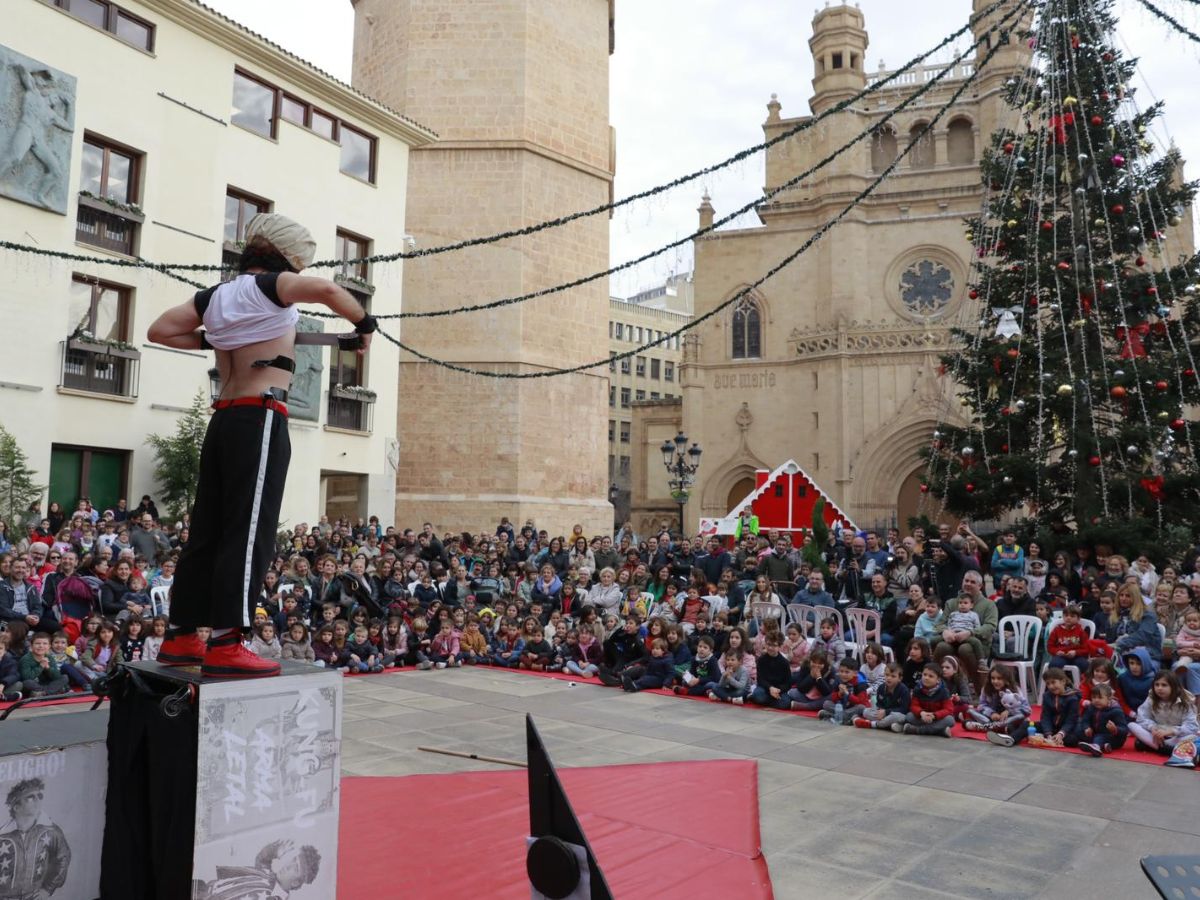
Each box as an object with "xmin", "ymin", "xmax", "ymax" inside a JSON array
[{"xmin": 193, "ymin": 273, "xmax": 298, "ymax": 350}]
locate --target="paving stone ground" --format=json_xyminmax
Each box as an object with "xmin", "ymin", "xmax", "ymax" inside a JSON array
[{"xmin": 340, "ymin": 667, "xmax": 1196, "ymax": 899}]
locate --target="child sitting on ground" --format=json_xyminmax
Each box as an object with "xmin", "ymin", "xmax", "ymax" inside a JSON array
[
  {"xmin": 19, "ymin": 633, "xmax": 70, "ymax": 697},
  {"xmin": 1074, "ymin": 682, "xmax": 1129, "ymax": 757},
  {"xmin": 459, "ymin": 617, "xmax": 490, "ymax": 666},
  {"xmin": 853, "ymin": 662, "xmax": 910, "ymax": 731},
  {"xmin": 1118, "ymin": 648, "xmax": 1157, "ymax": 713},
  {"xmin": 409, "ymin": 616, "xmax": 435, "ymax": 670},
  {"xmin": 940, "ymin": 655, "xmax": 974, "ymax": 720},
  {"xmin": 0, "ymin": 634, "xmax": 24, "ymax": 701},
  {"xmin": 964, "ymin": 665, "xmax": 1030, "ymax": 747},
  {"xmin": 430, "ymin": 619, "xmax": 462, "ymax": 669},
  {"xmin": 708, "ymin": 650, "xmax": 751, "ymax": 705},
  {"xmin": 1031, "ymin": 667, "xmax": 1081, "ymax": 747},
  {"xmin": 518, "ymin": 621, "xmax": 555, "ymax": 672},
  {"xmin": 860, "ymin": 642, "xmax": 886, "ymax": 693},
  {"xmin": 622, "ymin": 638, "xmax": 675, "ymax": 692},
  {"xmin": 312, "ymin": 625, "xmax": 343, "ymax": 669},
  {"xmin": 119, "ymin": 616, "xmax": 145, "ymax": 662},
  {"xmin": 281, "ymin": 622, "xmax": 315, "ymax": 664},
  {"xmin": 1129, "ymin": 671, "xmax": 1198, "ymax": 755},
  {"xmin": 250, "ymin": 622, "xmax": 282, "ymax": 661},
  {"xmin": 1081, "ymin": 657, "xmax": 1127, "ymax": 712},
  {"xmin": 676, "ymin": 635, "xmax": 720, "ymax": 696},
  {"xmin": 143, "ymin": 616, "xmax": 167, "ymax": 662},
  {"xmin": 902, "ymin": 638, "xmax": 932, "ymax": 691},
  {"xmin": 381, "ymin": 616, "xmax": 410, "ymax": 668},
  {"xmin": 819, "ymin": 657, "xmax": 871, "ymax": 723},
  {"xmin": 750, "ymin": 634, "xmax": 792, "ymax": 709},
  {"xmin": 347, "ymin": 624, "xmax": 383, "ymax": 673},
  {"xmin": 903, "ymin": 663, "xmax": 955, "ymax": 737},
  {"xmin": 49, "ymin": 632, "xmax": 89, "ymax": 690},
  {"xmin": 1046, "ymin": 604, "xmax": 1091, "ymax": 671},
  {"xmin": 785, "ymin": 650, "xmax": 834, "ymax": 711}
]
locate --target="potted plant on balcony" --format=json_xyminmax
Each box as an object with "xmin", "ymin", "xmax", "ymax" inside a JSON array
[
  {"xmin": 333, "ymin": 273, "xmax": 375, "ymax": 297},
  {"xmin": 331, "ymin": 383, "xmax": 377, "ymax": 402},
  {"xmin": 77, "ymin": 190, "xmax": 145, "ymax": 223},
  {"xmin": 67, "ymin": 329, "xmax": 141, "ymax": 360}
]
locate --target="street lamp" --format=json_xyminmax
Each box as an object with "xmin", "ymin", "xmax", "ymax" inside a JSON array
[{"xmin": 660, "ymin": 431, "xmax": 701, "ymax": 538}]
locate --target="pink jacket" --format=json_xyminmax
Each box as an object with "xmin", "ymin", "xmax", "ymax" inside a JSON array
[{"xmin": 431, "ymin": 630, "xmax": 461, "ymax": 657}]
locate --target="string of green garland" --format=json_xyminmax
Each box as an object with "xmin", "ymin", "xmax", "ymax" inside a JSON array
[{"xmin": 1132, "ymin": 0, "xmax": 1200, "ymax": 42}]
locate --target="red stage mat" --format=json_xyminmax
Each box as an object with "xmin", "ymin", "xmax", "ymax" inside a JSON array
[{"xmin": 338, "ymin": 760, "xmax": 773, "ymax": 899}]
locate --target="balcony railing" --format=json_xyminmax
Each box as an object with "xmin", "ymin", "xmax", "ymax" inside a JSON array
[
  {"xmin": 327, "ymin": 386, "xmax": 375, "ymax": 432},
  {"xmin": 76, "ymin": 196, "xmax": 142, "ymax": 256},
  {"xmin": 61, "ymin": 338, "xmax": 140, "ymax": 399}
]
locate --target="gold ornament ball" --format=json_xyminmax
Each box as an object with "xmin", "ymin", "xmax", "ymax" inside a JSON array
[
  {"xmin": 1007, "ymin": 219, "xmax": 1019, "ymax": 229},
  {"xmin": 1094, "ymin": 218, "xmax": 1105, "ymax": 227},
  {"xmin": 1056, "ymin": 384, "xmax": 1074, "ymax": 396},
  {"xmin": 1156, "ymin": 411, "xmax": 1170, "ymax": 420}
]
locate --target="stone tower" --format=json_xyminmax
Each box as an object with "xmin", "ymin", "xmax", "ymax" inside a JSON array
[
  {"xmin": 349, "ymin": 0, "xmax": 615, "ymax": 535},
  {"xmin": 808, "ymin": 4, "xmax": 869, "ymax": 114}
]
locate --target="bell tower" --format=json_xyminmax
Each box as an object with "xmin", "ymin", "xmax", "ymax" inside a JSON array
[
  {"xmin": 809, "ymin": 3, "xmax": 869, "ymax": 115},
  {"xmin": 349, "ymin": 0, "xmax": 615, "ymax": 534}
]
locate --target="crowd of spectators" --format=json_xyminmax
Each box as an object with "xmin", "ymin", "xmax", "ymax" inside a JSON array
[{"xmin": 1, "ymin": 501, "xmax": 1197, "ymax": 761}]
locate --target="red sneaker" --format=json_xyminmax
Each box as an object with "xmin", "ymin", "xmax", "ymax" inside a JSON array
[
  {"xmin": 157, "ymin": 632, "xmax": 206, "ymax": 667},
  {"xmin": 202, "ymin": 633, "xmax": 281, "ymax": 679}
]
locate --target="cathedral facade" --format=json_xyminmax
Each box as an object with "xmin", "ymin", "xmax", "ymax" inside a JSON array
[{"xmin": 631, "ymin": 1, "xmax": 1031, "ymax": 536}]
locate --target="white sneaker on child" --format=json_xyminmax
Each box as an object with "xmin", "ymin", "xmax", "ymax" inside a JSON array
[{"xmin": 435, "ymin": 662, "xmax": 447, "ymax": 669}]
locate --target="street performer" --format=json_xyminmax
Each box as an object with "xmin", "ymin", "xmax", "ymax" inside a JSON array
[{"xmin": 146, "ymin": 214, "xmax": 375, "ymax": 677}]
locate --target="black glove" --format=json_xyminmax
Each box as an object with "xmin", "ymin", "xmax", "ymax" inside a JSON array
[{"xmin": 354, "ymin": 314, "xmax": 378, "ymax": 335}]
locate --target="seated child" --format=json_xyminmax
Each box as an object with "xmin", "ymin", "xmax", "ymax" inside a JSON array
[
  {"xmin": 707, "ymin": 650, "xmax": 750, "ymax": 705},
  {"xmin": 859, "ymin": 643, "xmax": 886, "ymax": 693},
  {"xmin": 665, "ymin": 624, "xmax": 692, "ymax": 678},
  {"xmin": 459, "ymin": 617, "xmax": 490, "ymax": 666},
  {"xmin": 409, "ymin": 616, "xmax": 436, "ymax": 669},
  {"xmin": 119, "ymin": 616, "xmax": 145, "ymax": 662},
  {"xmin": 49, "ymin": 632, "xmax": 89, "ymax": 690},
  {"xmin": 142, "ymin": 616, "xmax": 167, "ymax": 663},
  {"xmin": 564, "ymin": 629, "xmax": 602, "ymax": 677},
  {"xmin": 903, "ymin": 663, "xmax": 955, "ymax": 737},
  {"xmin": 0, "ymin": 634, "xmax": 24, "ymax": 701},
  {"xmin": 1081, "ymin": 657, "xmax": 1127, "ymax": 712},
  {"xmin": 281, "ymin": 622, "xmax": 316, "ymax": 664},
  {"xmin": 785, "ymin": 650, "xmax": 834, "ymax": 711},
  {"xmin": 430, "ymin": 620, "xmax": 462, "ymax": 669},
  {"xmin": 781, "ymin": 623, "xmax": 809, "ymax": 672},
  {"xmin": 518, "ymin": 628, "xmax": 555, "ymax": 672},
  {"xmin": 1031, "ymin": 668, "xmax": 1080, "ymax": 747},
  {"xmin": 1046, "ymin": 604, "xmax": 1091, "ymax": 672},
  {"xmin": 939, "ymin": 593, "xmax": 985, "ymax": 666},
  {"xmin": 964, "ymin": 665, "xmax": 1031, "ymax": 746},
  {"xmin": 902, "ymin": 638, "xmax": 932, "ymax": 691},
  {"xmin": 819, "ymin": 657, "xmax": 870, "ymax": 723},
  {"xmin": 250, "ymin": 622, "xmax": 283, "ymax": 661},
  {"xmin": 749, "ymin": 634, "xmax": 792, "ymax": 709},
  {"xmin": 853, "ymin": 662, "xmax": 910, "ymax": 731},
  {"xmin": 1073, "ymin": 682, "xmax": 1129, "ymax": 756},
  {"xmin": 676, "ymin": 635, "xmax": 720, "ymax": 697},
  {"xmin": 380, "ymin": 616, "xmax": 410, "ymax": 667},
  {"xmin": 312, "ymin": 625, "xmax": 344, "ymax": 669},
  {"xmin": 19, "ymin": 633, "xmax": 70, "ymax": 697},
  {"xmin": 347, "ymin": 624, "xmax": 383, "ymax": 673},
  {"xmin": 913, "ymin": 596, "xmax": 944, "ymax": 643},
  {"xmin": 1129, "ymin": 671, "xmax": 1198, "ymax": 755},
  {"xmin": 1171, "ymin": 607, "xmax": 1200, "ymax": 670},
  {"xmin": 677, "ymin": 588, "xmax": 709, "ymax": 635},
  {"xmin": 940, "ymin": 655, "xmax": 974, "ymax": 720},
  {"xmin": 622, "ymin": 638, "xmax": 675, "ymax": 692},
  {"xmin": 810, "ymin": 618, "xmax": 846, "ymax": 668},
  {"xmin": 1118, "ymin": 648, "xmax": 1157, "ymax": 713}
]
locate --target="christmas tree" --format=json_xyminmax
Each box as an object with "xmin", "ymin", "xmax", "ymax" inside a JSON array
[{"xmin": 927, "ymin": 0, "xmax": 1200, "ymax": 553}]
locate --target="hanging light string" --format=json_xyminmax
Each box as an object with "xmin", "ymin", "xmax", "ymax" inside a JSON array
[
  {"xmin": 0, "ymin": 1, "xmax": 1019, "ymax": 280},
  {"xmin": 372, "ymin": 29, "xmax": 1019, "ymax": 380},
  {"xmin": 1080, "ymin": 0, "xmax": 1200, "ymax": 471},
  {"xmin": 300, "ymin": 3, "xmax": 1030, "ymax": 323},
  {"xmin": 1131, "ymin": 0, "xmax": 1200, "ymax": 43},
  {"xmin": 918, "ymin": 4, "xmax": 1046, "ymax": 517}
]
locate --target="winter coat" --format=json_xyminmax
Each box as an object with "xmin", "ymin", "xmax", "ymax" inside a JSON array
[
  {"xmin": 1134, "ymin": 694, "xmax": 1199, "ymax": 738},
  {"xmin": 1113, "ymin": 608, "xmax": 1162, "ymax": 661},
  {"xmin": 281, "ymin": 635, "xmax": 315, "ymax": 663},
  {"xmin": 875, "ymin": 680, "xmax": 911, "ymax": 714},
  {"xmin": 909, "ymin": 680, "xmax": 955, "ymax": 719},
  {"xmin": 1075, "ymin": 703, "xmax": 1128, "ymax": 740},
  {"xmin": 1117, "ymin": 647, "xmax": 1159, "ymax": 711},
  {"xmin": 0, "ymin": 579, "xmax": 43, "ymax": 623},
  {"xmin": 1039, "ymin": 689, "xmax": 1081, "ymax": 737}
]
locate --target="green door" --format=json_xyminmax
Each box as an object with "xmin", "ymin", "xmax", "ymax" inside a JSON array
[
  {"xmin": 88, "ymin": 451, "xmax": 124, "ymax": 514},
  {"xmin": 49, "ymin": 447, "xmax": 83, "ymax": 514}
]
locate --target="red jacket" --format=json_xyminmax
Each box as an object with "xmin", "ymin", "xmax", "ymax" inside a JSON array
[
  {"xmin": 909, "ymin": 682, "xmax": 955, "ymax": 719},
  {"xmin": 1047, "ymin": 622, "xmax": 1089, "ymax": 657}
]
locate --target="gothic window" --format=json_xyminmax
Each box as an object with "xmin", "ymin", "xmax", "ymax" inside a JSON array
[
  {"xmin": 900, "ymin": 259, "xmax": 955, "ymax": 316},
  {"xmin": 948, "ymin": 118, "xmax": 975, "ymax": 165},
  {"xmin": 731, "ymin": 297, "xmax": 762, "ymax": 359}
]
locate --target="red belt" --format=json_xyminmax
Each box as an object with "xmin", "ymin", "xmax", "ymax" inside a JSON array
[{"xmin": 212, "ymin": 396, "xmax": 289, "ymax": 416}]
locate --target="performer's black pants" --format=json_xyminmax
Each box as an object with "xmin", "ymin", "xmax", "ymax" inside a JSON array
[{"xmin": 172, "ymin": 400, "xmax": 290, "ymax": 631}]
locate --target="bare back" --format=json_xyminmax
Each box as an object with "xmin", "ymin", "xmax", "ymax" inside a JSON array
[{"xmin": 212, "ymin": 329, "xmax": 296, "ymax": 399}]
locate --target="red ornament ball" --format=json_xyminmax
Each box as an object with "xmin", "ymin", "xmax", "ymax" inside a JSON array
[
  {"xmin": 1006, "ymin": 348, "xmax": 1020, "ymax": 359},
  {"xmin": 1170, "ymin": 418, "xmax": 1187, "ymax": 431},
  {"xmin": 1155, "ymin": 380, "xmax": 1169, "ymax": 391},
  {"xmin": 1090, "ymin": 115, "xmax": 1103, "ymax": 126},
  {"xmin": 1135, "ymin": 256, "xmax": 1146, "ymax": 267},
  {"xmin": 920, "ymin": 484, "xmax": 930, "ymax": 494},
  {"xmin": 1057, "ymin": 261, "xmax": 1072, "ymax": 271},
  {"xmin": 969, "ymin": 289, "xmax": 979, "ymax": 300},
  {"xmin": 1000, "ymin": 443, "xmax": 1009, "ymax": 453},
  {"xmin": 1004, "ymin": 143, "xmax": 1015, "ymax": 155},
  {"xmin": 1041, "ymin": 221, "xmax": 1054, "ymax": 232},
  {"xmin": 1088, "ymin": 455, "xmax": 1101, "ymax": 467},
  {"xmin": 1111, "ymin": 204, "xmax": 1125, "ymax": 215},
  {"xmin": 964, "ymin": 483, "xmax": 976, "ymax": 493},
  {"xmin": 1110, "ymin": 385, "xmax": 1127, "ymax": 399},
  {"xmin": 1147, "ymin": 287, "xmax": 1158, "ymax": 296},
  {"xmin": 1185, "ymin": 368, "xmax": 1196, "ymax": 378}
]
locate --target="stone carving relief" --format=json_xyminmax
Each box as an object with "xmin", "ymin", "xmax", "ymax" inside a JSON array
[
  {"xmin": 288, "ymin": 315, "xmax": 325, "ymax": 421},
  {"xmin": 0, "ymin": 46, "xmax": 76, "ymax": 214},
  {"xmin": 788, "ymin": 319, "xmax": 951, "ymax": 359}
]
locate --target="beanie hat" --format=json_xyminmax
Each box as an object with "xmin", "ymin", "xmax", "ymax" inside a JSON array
[{"xmin": 244, "ymin": 213, "xmax": 316, "ymax": 271}]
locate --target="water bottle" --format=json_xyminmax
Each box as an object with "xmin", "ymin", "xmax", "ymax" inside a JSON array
[
  {"xmin": 1027, "ymin": 723, "xmax": 1038, "ymax": 741},
  {"xmin": 833, "ymin": 702, "xmax": 844, "ymax": 725}
]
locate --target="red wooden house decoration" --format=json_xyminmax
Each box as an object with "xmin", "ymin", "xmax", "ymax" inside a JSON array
[{"xmin": 727, "ymin": 460, "xmax": 855, "ymax": 539}]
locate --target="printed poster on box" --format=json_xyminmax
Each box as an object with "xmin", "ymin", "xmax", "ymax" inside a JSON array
[
  {"xmin": 0, "ymin": 740, "xmax": 106, "ymax": 900},
  {"xmin": 191, "ymin": 670, "xmax": 341, "ymax": 900}
]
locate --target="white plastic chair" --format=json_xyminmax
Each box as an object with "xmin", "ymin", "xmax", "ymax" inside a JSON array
[
  {"xmin": 1038, "ymin": 618, "xmax": 1101, "ymax": 691},
  {"xmin": 786, "ymin": 603, "xmax": 815, "ymax": 636},
  {"xmin": 843, "ymin": 607, "xmax": 894, "ymax": 662},
  {"xmin": 813, "ymin": 605, "xmax": 845, "ymax": 641},
  {"xmin": 749, "ymin": 600, "xmax": 784, "ymax": 634},
  {"xmin": 149, "ymin": 585, "xmax": 171, "ymax": 618},
  {"xmin": 993, "ymin": 615, "xmax": 1043, "ymax": 700}
]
